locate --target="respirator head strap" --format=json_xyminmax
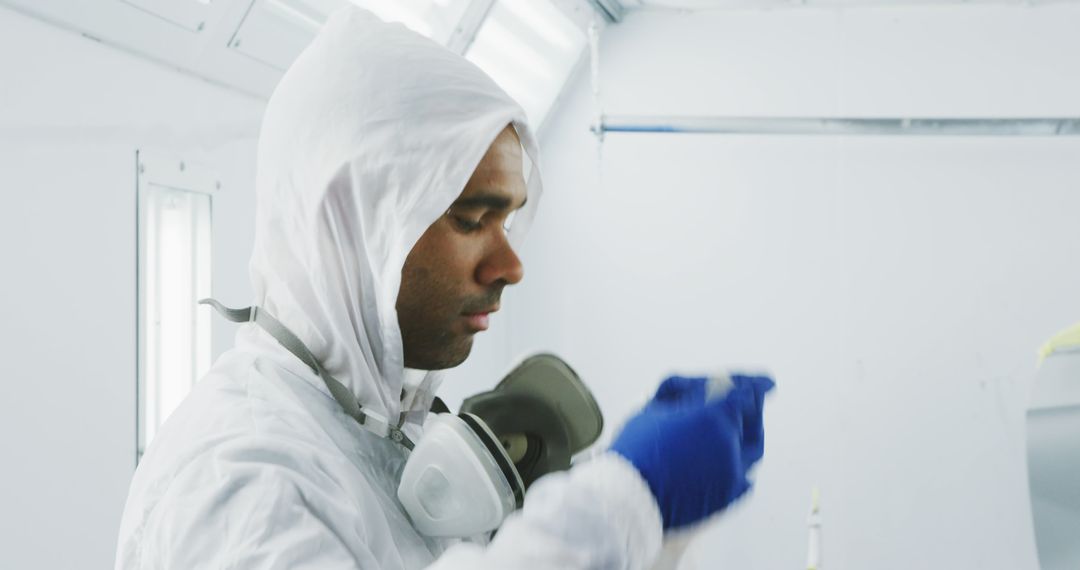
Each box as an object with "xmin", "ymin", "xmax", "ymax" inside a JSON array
[{"xmin": 201, "ymin": 299, "xmax": 415, "ymax": 448}]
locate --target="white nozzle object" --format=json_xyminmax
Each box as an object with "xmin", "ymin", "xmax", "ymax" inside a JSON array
[
  {"xmin": 706, "ymin": 373, "xmax": 735, "ymax": 401},
  {"xmin": 806, "ymin": 486, "xmax": 822, "ymax": 570}
]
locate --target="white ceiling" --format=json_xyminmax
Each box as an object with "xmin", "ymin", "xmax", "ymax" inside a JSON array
[
  {"xmin": 622, "ymin": 0, "xmax": 1077, "ymax": 9},
  {"xmin": 0, "ymin": 0, "xmax": 597, "ymax": 103},
  {"xmin": 1, "ymin": 0, "xmax": 285, "ymax": 98},
  {"xmin": 4, "ymin": 0, "xmax": 1069, "ymax": 117}
]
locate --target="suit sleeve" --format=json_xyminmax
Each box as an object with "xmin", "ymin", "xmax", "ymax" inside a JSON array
[{"xmin": 427, "ymin": 453, "xmax": 664, "ymax": 570}]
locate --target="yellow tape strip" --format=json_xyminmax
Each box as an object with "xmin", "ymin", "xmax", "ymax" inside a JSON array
[{"xmin": 1039, "ymin": 321, "xmax": 1080, "ymax": 364}]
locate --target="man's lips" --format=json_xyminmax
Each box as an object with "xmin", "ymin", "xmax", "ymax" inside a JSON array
[{"xmin": 462, "ymin": 306, "xmax": 498, "ymax": 332}]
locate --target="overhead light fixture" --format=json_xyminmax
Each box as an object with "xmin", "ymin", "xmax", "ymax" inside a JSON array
[
  {"xmin": 350, "ymin": 0, "xmax": 474, "ymax": 44},
  {"xmin": 466, "ymin": 0, "xmax": 587, "ymax": 129}
]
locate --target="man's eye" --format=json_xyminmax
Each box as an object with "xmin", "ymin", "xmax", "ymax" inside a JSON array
[{"xmin": 453, "ymin": 216, "xmax": 482, "ymax": 232}]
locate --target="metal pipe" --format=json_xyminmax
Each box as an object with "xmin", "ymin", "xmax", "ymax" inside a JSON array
[{"xmin": 593, "ymin": 115, "xmax": 1080, "ymax": 136}]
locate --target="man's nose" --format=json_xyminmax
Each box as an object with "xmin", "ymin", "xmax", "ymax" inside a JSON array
[{"xmin": 476, "ymin": 235, "xmax": 524, "ymax": 287}]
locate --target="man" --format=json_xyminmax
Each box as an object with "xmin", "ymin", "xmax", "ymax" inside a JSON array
[
  {"xmin": 115, "ymin": 7, "xmax": 771, "ymax": 569},
  {"xmin": 397, "ymin": 124, "xmax": 526, "ymax": 371}
]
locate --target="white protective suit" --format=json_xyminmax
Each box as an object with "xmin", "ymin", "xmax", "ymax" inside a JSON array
[{"xmin": 115, "ymin": 6, "xmax": 664, "ymax": 570}]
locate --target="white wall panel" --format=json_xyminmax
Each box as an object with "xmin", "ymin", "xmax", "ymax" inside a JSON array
[
  {"xmin": 0, "ymin": 8, "xmax": 261, "ymax": 568},
  {"xmin": 525, "ymin": 3, "xmax": 1080, "ymax": 569}
]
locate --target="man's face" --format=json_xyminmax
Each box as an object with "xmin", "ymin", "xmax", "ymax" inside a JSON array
[{"xmin": 397, "ymin": 126, "xmax": 528, "ymax": 370}]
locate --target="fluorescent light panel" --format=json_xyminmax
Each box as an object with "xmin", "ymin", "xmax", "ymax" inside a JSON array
[
  {"xmin": 139, "ymin": 186, "xmax": 212, "ymax": 456},
  {"xmin": 466, "ymin": 0, "xmax": 586, "ymax": 128},
  {"xmin": 350, "ymin": 0, "xmax": 474, "ymax": 43}
]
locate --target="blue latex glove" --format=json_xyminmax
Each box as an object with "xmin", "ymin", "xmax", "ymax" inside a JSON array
[{"xmin": 611, "ymin": 373, "xmax": 775, "ymax": 530}]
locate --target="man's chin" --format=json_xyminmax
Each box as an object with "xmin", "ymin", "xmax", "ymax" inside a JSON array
[{"xmin": 404, "ymin": 337, "xmax": 473, "ymax": 370}]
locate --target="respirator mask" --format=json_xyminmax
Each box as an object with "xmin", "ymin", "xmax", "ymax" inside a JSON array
[{"xmin": 203, "ymin": 299, "xmax": 603, "ymax": 538}]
